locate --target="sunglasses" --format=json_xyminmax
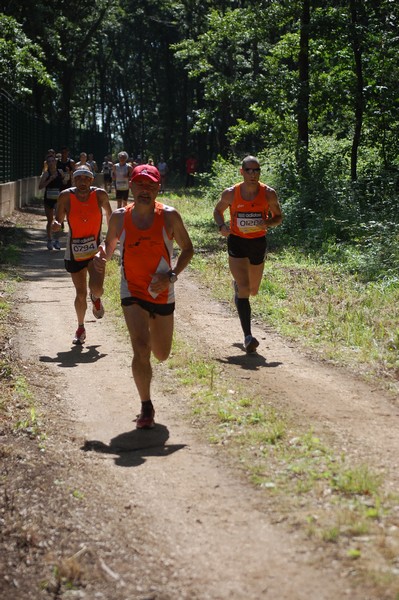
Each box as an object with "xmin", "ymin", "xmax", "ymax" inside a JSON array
[{"xmin": 244, "ymin": 167, "xmax": 261, "ymax": 173}]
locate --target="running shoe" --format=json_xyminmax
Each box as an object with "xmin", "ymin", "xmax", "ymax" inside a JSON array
[
  {"xmin": 244, "ymin": 335, "xmax": 259, "ymax": 354},
  {"xmin": 90, "ymin": 293, "xmax": 104, "ymax": 319},
  {"xmin": 73, "ymin": 326, "xmax": 86, "ymax": 345},
  {"xmin": 136, "ymin": 402, "xmax": 155, "ymax": 429},
  {"xmin": 53, "ymin": 239, "xmax": 61, "ymax": 250},
  {"xmin": 47, "ymin": 240, "xmax": 53, "ymax": 250}
]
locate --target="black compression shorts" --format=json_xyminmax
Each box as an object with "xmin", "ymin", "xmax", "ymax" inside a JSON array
[
  {"xmin": 227, "ymin": 234, "xmax": 267, "ymax": 265},
  {"xmin": 121, "ymin": 296, "xmax": 175, "ymax": 317},
  {"xmin": 44, "ymin": 198, "xmax": 58, "ymax": 209},
  {"xmin": 64, "ymin": 258, "xmax": 92, "ymax": 273}
]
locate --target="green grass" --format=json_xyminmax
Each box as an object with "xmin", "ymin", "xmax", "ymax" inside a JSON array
[
  {"xmin": 159, "ymin": 334, "xmax": 391, "ymax": 502},
  {"xmin": 0, "ymin": 221, "xmax": 27, "ymax": 268},
  {"xmin": 151, "ymin": 335, "xmax": 399, "ymax": 597}
]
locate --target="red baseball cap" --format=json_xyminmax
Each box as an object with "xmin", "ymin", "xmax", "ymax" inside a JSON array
[{"xmin": 131, "ymin": 164, "xmax": 160, "ymax": 184}]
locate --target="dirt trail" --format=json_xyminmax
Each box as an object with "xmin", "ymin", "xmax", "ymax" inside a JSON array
[
  {"xmin": 7, "ymin": 210, "xmax": 399, "ymax": 599},
  {"xmin": 175, "ymin": 278, "xmax": 399, "ymax": 479}
]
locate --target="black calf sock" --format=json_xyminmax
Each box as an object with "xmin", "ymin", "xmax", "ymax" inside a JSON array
[
  {"xmin": 141, "ymin": 400, "xmax": 154, "ymax": 415},
  {"xmin": 235, "ymin": 297, "xmax": 251, "ymax": 338}
]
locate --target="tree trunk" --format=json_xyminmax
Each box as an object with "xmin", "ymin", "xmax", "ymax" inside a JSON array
[
  {"xmin": 297, "ymin": 0, "xmax": 310, "ymax": 179},
  {"xmin": 349, "ymin": 0, "xmax": 364, "ymax": 182}
]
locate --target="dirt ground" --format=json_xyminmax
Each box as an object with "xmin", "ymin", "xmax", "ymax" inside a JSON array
[{"xmin": 1, "ymin": 206, "xmax": 399, "ymax": 599}]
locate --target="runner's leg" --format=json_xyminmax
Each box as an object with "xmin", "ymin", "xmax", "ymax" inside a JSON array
[
  {"xmin": 71, "ymin": 268, "xmax": 88, "ymax": 326},
  {"xmin": 44, "ymin": 205, "xmax": 54, "ymax": 242},
  {"xmin": 87, "ymin": 259, "xmax": 105, "ymax": 299},
  {"xmin": 123, "ymin": 303, "xmax": 152, "ymax": 402},
  {"xmin": 228, "ymin": 256, "xmax": 252, "ymax": 337},
  {"xmin": 248, "ymin": 262, "xmax": 265, "ymax": 296},
  {"xmin": 149, "ymin": 313, "xmax": 174, "ymax": 362}
]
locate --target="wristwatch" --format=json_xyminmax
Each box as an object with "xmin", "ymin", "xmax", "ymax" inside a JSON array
[{"xmin": 168, "ymin": 270, "xmax": 178, "ymax": 283}]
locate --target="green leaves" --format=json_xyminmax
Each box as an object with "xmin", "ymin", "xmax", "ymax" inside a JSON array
[{"xmin": 0, "ymin": 15, "xmax": 53, "ymax": 98}]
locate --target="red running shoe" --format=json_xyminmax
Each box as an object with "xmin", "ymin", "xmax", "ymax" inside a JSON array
[
  {"xmin": 136, "ymin": 402, "xmax": 155, "ymax": 429},
  {"xmin": 90, "ymin": 293, "xmax": 104, "ymax": 319},
  {"xmin": 73, "ymin": 326, "xmax": 86, "ymax": 345}
]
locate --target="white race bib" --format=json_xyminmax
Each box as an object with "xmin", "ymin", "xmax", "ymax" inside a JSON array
[
  {"xmin": 236, "ymin": 211, "xmax": 264, "ymax": 234},
  {"xmin": 46, "ymin": 188, "xmax": 59, "ymax": 200},
  {"xmin": 72, "ymin": 235, "xmax": 98, "ymax": 261}
]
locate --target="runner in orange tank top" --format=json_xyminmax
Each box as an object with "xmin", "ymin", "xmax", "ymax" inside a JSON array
[
  {"xmin": 52, "ymin": 166, "xmax": 112, "ymax": 345},
  {"xmin": 213, "ymin": 155, "xmax": 283, "ymax": 354},
  {"xmin": 94, "ymin": 164, "xmax": 194, "ymax": 429},
  {"xmin": 120, "ymin": 201, "xmax": 176, "ymax": 305}
]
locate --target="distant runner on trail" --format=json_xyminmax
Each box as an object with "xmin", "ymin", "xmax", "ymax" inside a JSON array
[
  {"xmin": 93, "ymin": 164, "xmax": 194, "ymax": 429},
  {"xmin": 213, "ymin": 155, "xmax": 283, "ymax": 354},
  {"xmin": 52, "ymin": 165, "xmax": 112, "ymax": 345},
  {"xmin": 112, "ymin": 151, "xmax": 133, "ymax": 208},
  {"xmin": 38, "ymin": 153, "xmax": 64, "ymax": 251}
]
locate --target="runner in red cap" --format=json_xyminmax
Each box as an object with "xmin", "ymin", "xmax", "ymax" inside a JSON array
[
  {"xmin": 130, "ymin": 164, "xmax": 161, "ymax": 183},
  {"xmin": 93, "ymin": 164, "xmax": 194, "ymax": 428}
]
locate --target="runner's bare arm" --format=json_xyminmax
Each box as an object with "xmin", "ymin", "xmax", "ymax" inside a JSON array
[
  {"xmin": 213, "ymin": 188, "xmax": 234, "ymax": 235},
  {"xmin": 265, "ymin": 187, "xmax": 283, "ymax": 227},
  {"xmin": 97, "ymin": 189, "xmax": 113, "ymax": 225},
  {"xmin": 38, "ymin": 172, "xmax": 51, "ymax": 190},
  {"xmin": 52, "ymin": 190, "xmax": 69, "ymax": 231},
  {"xmin": 96, "ymin": 209, "xmax": 125, "ymax": 263},
  {"xmin": 148, "ymin": 209, "xmax": 194, "ymax": 295},
  {"xmin": 169, "ymin": 210, "xmax": 194, "ymax": 276}
]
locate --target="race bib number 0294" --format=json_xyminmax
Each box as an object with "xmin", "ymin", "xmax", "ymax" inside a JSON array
[{"xmin": 72, "ymin": 235, "xmax": 98, "ymax": 261}]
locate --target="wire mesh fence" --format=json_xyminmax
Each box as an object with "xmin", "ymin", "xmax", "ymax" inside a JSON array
[{"xmin": 0, "ymin": 89, "xmax": 109, "ymax": 183}]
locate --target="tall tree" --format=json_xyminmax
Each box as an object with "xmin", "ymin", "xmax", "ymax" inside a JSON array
[
  {"xmin": 3, "ymin": 0, "xmax": 399, "ymax": 181},
  {"xmin": 0, "ymin": 14, "xmax": 53, "ymax": 102},
  {"xmin": 297, "ymin": 0, "xmax": 310, "ymax": 177},
  {"xmin": 349, "ymin": 0, "xmax": 365, "ymax": 181}
]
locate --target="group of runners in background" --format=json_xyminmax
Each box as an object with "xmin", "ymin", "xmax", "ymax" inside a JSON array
[{"xmin": 38, "ymin": 148, "xmax": 282, "ymax": 429}]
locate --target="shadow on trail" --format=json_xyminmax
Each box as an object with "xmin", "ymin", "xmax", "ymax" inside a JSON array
[
  {"xmin": 216, "ymin": 346, "xmax": 282, "ymax": 371},
  {"xmin": 6, "ymin": 213, "xmax": 70, "ymax": 280},
  {"xmin": 40, "ymin": 344, "xmax": 107, "ymax": 367},
  {"xmin": 82, "ymin": 424, "xmax": 186, "ymax": 467}
]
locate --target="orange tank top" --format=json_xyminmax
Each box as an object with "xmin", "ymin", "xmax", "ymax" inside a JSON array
[
  {"xmin": 66, "ymin": 188, "xmax": 103, "ymax": 261},
  {"xmin": 120, "ymin": 202, "xmax": 175, "ymax": 304},
  {"xmin": 229, "ymin": 183, "xmax": 269, "ymax": 239}
]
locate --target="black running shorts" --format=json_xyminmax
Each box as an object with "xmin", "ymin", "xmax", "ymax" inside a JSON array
[
  {"xmin": 121, "ymin": 296, "xmax": 175, "ymax": 317},
  {"xmin": 64, "ymin": 258, "xmax": 92, "ymax": 273},
  {"xmin": 227, "ymin": 234, "xmax": 267, "ymax": 265},
  {"xmin": 115, "ymin": 189, "xmax": 129, "ymax": 200},
  {"xmin": 44, "ymin": 198, "xmax": 58, "ymax": 209}
]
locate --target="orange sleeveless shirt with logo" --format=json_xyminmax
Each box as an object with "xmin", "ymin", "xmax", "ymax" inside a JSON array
[
  {"xmin": 65, "ymin": 188, "xmax": 103, "ymax": 261},
  {"xmin": 120, "ymin": 202, "xmax": 175, "ymax": 304},
  {"xmin": 229, "ymin": 183, "xmax": 270, "ymax": 239}
]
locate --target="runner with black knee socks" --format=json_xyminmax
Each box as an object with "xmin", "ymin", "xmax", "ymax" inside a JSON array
[{"xmin": 213, "ymin": 155, "xmax": 283, "ymax": 353}]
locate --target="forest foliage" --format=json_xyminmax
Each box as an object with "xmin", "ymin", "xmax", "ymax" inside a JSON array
[{"xmin": 1, "ymin": 0, "xmax": 399, "ymax": 273}]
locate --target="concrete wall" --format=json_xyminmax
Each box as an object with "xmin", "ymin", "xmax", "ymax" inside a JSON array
[
  {"xmin": 0, "ymin": 174, "xmax": 105, "ymax": 218},
  {"xmin": 0, "ymin": 176, "xmax": 40, "ymax": 217}
]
